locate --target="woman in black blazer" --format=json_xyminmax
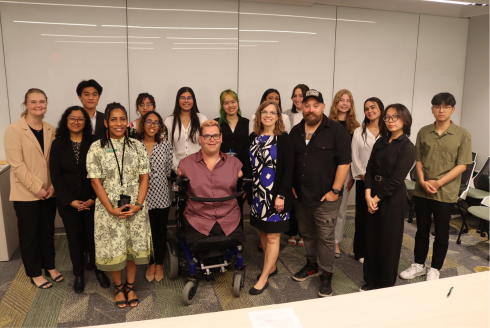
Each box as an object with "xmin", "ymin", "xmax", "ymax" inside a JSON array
[
  {"xmin": 245, "ymin": 100, "xmax": 294, "ymax": 295},
  {"xmin": 50, "ymin": 106, "xmax": 110, "ymax": 294}
]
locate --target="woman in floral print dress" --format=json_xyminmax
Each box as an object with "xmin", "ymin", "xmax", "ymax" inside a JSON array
[{"xmin": 86, "ymin": 102, "xmax": 151, "ymax": 309}]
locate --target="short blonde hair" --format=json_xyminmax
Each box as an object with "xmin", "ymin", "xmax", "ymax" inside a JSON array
[
  {"xmin": 199, "ymin": 119, "xmax": 221, "ymax": 135},
  {"xmin": 253, "ymin": 100, "xmax": 285, "ymax": 135}
]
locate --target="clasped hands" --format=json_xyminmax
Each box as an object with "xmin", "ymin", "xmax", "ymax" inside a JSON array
[
  {"xmin": 109, "ymin": 204, "xmax": 141, "ymax": 219},
  {"xmin": 70, "ymin": 199, "xmax": 96, "ymax": 211},
  {"xmin": 36, "ymin": 187, "xmax": 55, "ymax": 200},
  {"xmin": 366, "ymin": 195, "xmax": 381, "ymax": 214},
  {"xmin": 420, "ymin": 179, "xmax": 442, "ymax": 194}
]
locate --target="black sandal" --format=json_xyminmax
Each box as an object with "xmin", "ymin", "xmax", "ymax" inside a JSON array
[
  {"xmin": 125, "ymin": 282, "xmax": 139, "ymax": 307},
  {"xmin": 114, "ymin": 283, "xmax": 127, "ymax": 308},
  {"xmin": 30, "ymin": 277, "xmax": 52, "ymax": 289},
  {"xmin": 51, "ymin": 274, "xmax": 64, "ymax": 283}
]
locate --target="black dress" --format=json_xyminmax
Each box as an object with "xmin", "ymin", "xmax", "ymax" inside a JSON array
[
  {"xmin": 363, "ymin": 134, "xmax": 415, "ymax": 288},
  {"xmin": 246, "ymin": 133, "xmax": 294, "ymax": 233}
]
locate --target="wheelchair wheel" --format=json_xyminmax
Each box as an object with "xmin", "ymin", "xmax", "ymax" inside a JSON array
[
  {"xmin": 233, "ymin": 273, "xmax": 243, "ymax": 298},
  {"xmin": 164, "ymin": 241, "xmax": 179, "ymax": 279},
  {"xmin": 182, "ymin": 281, "xmax": 196, "ymax": 305}
]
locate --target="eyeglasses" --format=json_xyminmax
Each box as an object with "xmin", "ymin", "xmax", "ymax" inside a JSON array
[
  {"xmin": 383, "ymin": 115, "xmax": 399, "ymax": 122},
  {"xmin": 138, "ymin": 103, "xmax": 154, "ymax": 108},
  {"xmin": 145, "ymin": 120, "xmax": 160, "ymax": 127},
  {"xmin": 260, "ymin": 110, "xmax": 278, "ymax": 116},
  {"xmin": 303, "ymin": 103, "xmax": 321, "ymax": 110},
  {"xmin": 68, "ymin": 117, "xmax": 85, "ymax": 123},
  {"xmin": 201, "ymin": 134, "xmax": 220, "ymax": 141},
  {"xmin": 432, "ymin": 105, "xmax": 453, "ymax": 112},
  {"xmin": 180, "ymin": 96, "xmax": 193, "ymax": 101}
]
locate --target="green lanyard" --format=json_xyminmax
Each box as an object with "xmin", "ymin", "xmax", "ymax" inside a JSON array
[{"xmin": 108, "ymin": 138, "xmax": 126, "ymax": 194}]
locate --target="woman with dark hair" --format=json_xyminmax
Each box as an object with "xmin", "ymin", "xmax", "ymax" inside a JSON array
[
  {"xmin": 328, "ymin": 89, "xmax": 360, "ymax": 258},
  {"xmin": 164, "ymin": 87, "xmax": 207, "ymax": 172},
  {"xmin": 86, "ymin": 102, "xmax": 151, "ymax": 308},
  {"xmin": 282, "ymin": 84, "xmax": 309, "ymax": 247},
  {"xmin": 360, "ymin": 103, "xmax": 415, "ymax": 291},
  {"xmin": 50, "ymin": 106, "xmax": 110, "ymax": 293},
  {"xmin": 350, "ymin": 98, "xmax": 383, "ymax": 263},
  {"xmin": 4, "ymin": 88, "xmax": 61, "ymax": 289},
  {"xmin": 249, "ymin": 89, "xmax": 291, "ymax": 133},
  {"xmin": 128, "ymin": 93, "xmax": 161, "ymax": 138},
  {"xmin": 137, "ymin": 111, "xmax": 173, "ymax": 282},
  {"xmin": 246, "ymin": 100, "xmax": 294, "ymax": 295}
]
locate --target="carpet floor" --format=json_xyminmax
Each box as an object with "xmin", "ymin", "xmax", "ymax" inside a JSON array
[{"xmin": 0, "ymin": 211, "xmax": 488, "ymax": 328}]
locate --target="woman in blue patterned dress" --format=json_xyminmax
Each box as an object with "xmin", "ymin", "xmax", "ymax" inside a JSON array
[{"xmin": 246, "ymin": 100, "xmax": 294, "ymax": 295}]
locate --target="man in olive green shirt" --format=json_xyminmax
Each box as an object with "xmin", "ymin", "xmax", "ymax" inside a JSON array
[{"xmin": 399, "ymin": 92, "xmax": 472, "ymax": 281}]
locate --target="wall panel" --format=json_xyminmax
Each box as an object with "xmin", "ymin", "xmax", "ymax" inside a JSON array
[
  {"xmin": 238, "ymin": 2, "xmax": 336, "ymax": 117},
  {"xmin": 0, "ymin": 19, "xmax": 9, "ymax": 160},
  {"xmin": 126, "ymin": 0, "xmax": 239, "ymax": 122},
  {"xmin": 334, "ymin": 7, "xmax": 419, "ymax": 119},
  {"xmin": 411, "ymin": 15, "xmax": 468, "ymax": 141}
]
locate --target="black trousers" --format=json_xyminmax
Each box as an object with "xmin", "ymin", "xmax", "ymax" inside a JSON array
[
  {"xmin": 58, "ymin": 204, "xmax": 97, "ymax": 276},
  {"xmin": 14, "ymin": 198, "xmax": 57, "ymax": 277},
  {"xmin": 148, "ymin": 207, "xmax": 170, "ymax": 265},
  {"xmin": 353, "ymin": 180, "xmax": 367, "ymax": 260},
  {"xmin": 413, "ymin": 196, "xmax": 453, "ymax": 270},
  {"xmin": 364, "ymin": 185, "xmax": 406, "ymax": 288},
  {"xmin": 285, "ymin": 205, "xmax": 300, "ymax": 237}
]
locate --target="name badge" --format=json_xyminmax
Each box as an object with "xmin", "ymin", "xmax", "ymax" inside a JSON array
[{"xmin": 106, "ymin": 149, "xmax": 117, "ymax": 153}]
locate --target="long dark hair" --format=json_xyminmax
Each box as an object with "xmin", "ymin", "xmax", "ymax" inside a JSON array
[
  {"xmin": 136, "ymin": 92, "xmax": 156, "ymax": 116},
  {"xmin": 170, "ymin": 87, "xmax": 200, "ymax": 145},
  {"xmin": 260, "ymin": 88, "xmax": 282, "ymax": 112},
  {"xmin": 100, "ymin": 102, "xmax": 133, "ymax": 148},
  {"xmin": 361, "ymin": 97, "xmax": 384, "ymax": 143},
  {"xmin": 137, "ymin": 111, "xmax": 165, "ymax": 144},
  {"xmin": 291, "ymin": 84, "xmax": 309, "ymax": 113},
  {"xmin": 380, "ymin": 103, "xmax": 412, "ymax": 138},
  {"xmin": 55, "ymin": 106, "xmax": 92, "ymax": 144}
]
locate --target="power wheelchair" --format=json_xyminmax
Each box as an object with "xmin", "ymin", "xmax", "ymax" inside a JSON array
[{"xmin": 164, "ymin": 175, "xmax": 251, "ymax": 305}]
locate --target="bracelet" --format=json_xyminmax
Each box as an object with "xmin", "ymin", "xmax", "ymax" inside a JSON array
[
  {"xmin": 277, "ymin": 195, "xmax": 285, "ymax": 200},
  {"xmin": 135, "ymin": 202, "xmax": 144, "ymax": 210}
]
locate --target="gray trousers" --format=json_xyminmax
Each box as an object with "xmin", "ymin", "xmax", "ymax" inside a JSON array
[
  {"xmin": 295, "ymin": 198, "xmax": 340, "ymax": 274},
  {"xmin": 335, "ymin": 169, "xmax": 352, "ymax": 244}
]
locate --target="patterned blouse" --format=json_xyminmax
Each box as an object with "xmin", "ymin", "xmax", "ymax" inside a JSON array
[
  {"xmin": 72, "ymin": 141, "xmax": 81, "ymax": 164},
  {"xmin": 142, "ymin": 140, "xmax": 173, "ymax": 210}
]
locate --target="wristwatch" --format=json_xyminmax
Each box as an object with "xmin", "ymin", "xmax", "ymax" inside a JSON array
[
  {"xmin": 135, "ymin": 202, "xmax": 144, "ymax": 210},
  {"xmin": 277, "ymin": 195, "xmax": 285, "ymax": 200},
  {"xmin": 331, "ymin": 189, "xmax": 340, "ymax": 195}
]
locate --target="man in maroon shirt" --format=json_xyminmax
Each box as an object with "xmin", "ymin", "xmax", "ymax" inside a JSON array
[{"xmin": 178, "ymin": 120, "xmax": 246, "ymax": 245}]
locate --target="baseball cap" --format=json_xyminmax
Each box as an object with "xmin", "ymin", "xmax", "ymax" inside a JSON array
[{"xmin": 304, "ymin": 89, "xmax": 324, "ymax": 104}]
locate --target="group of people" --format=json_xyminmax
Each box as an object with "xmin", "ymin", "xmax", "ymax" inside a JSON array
[{"xmin": 4, "ymin": 78, "xmax": 472, "ymax": 308}]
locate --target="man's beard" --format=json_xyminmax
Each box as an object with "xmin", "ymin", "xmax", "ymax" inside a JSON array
[{"xmin": 304, "ymin": 112, "xmax": 322, "ymax": 126}]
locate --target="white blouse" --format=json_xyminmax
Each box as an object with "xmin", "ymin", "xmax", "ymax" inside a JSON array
[
  {"xmin": 351, "ymin": 126, "xmax": 380, "ymax": 180},
  {"xmin": 249, "ymin": 113, "xmax": 291, "ymax": 133},
  {"xmin": 164, "ymin": 113, "xmax": 207, "ymax": 172}
]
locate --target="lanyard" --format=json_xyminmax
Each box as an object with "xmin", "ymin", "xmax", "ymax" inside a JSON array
[{"xmin": 108, "ymin": 138, "xmax": 126, "ymax": 192}]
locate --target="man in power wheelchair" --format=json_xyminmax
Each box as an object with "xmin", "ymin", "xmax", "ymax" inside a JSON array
[{"xmin": 165, "ymin": 120, "xmax": 249, "ymax": 305}]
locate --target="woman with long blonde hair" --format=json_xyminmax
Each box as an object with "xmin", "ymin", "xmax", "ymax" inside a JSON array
[{"xmin": 328, "ymin": 89, "xmax": 360, "ymax": 258}]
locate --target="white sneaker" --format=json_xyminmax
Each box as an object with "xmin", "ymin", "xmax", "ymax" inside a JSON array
[
  {"xmin": 426, "ymin": 268, "xmax": 440, "ymax": 281},
  {"xmin": 359, "ymin": 258, "xmax": 364, "ymax": 264},
  {"xmin": 399, "ymin": 263, "xmax": 426, "ymax": 280}
]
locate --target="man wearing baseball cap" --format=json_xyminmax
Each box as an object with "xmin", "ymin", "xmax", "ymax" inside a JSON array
[{"xmin": 289, "ymin": 89, "xmax": 351, "ymax": 297}]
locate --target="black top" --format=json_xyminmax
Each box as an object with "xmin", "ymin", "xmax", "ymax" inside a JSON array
[
  {"xmin": 244, "ymin": 132, "xmax": 295, "ymax": 213},
  {"xmin": 93, "ymin": 110, "xmax": 106, "ymax": 141},
  {"xmin": 215, "ymin": 116, "xmax": 250, "ymax": 165},
  {"xmin": 338, "ymin": 120, "xmax": 353, "ymax": 139},
  {"xmin": 290, "ymin": 115, "xmax": 352, "ymax": 207},
  {"xmin": 364, "ymin": 134, "xmax": 415, "ymax": 200},
  {"xmin": 49, "ymin": 135, "xmax": 97, "ymax": 208},
  {"xmin": 29, "ymin": 126, "xmax": 44, "ymax": 153}
]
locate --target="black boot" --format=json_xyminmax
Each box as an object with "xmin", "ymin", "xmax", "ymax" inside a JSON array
[
  {"xmin": 73, "ymin": 274, "xmax": 85, "ymax": 294},
  {"xmin": 84, "ymin": 252, "xmax": 95, "ymax": 271},
  {"xmin": 318, "ymin": 272, "xmax": 333, "ymax": 297},
  {"xmin": 95, "ymin": 270, "xmax": 110, "ymax": 288}
]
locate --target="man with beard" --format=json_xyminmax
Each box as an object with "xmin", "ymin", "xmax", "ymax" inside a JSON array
[{"xmin": 289, "ymin": 89, "xmax": 351, "ymax": 297}]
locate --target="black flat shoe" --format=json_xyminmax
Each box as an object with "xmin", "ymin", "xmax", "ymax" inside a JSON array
[
  {"xmin": 256, "ymin": 268, "xmax": 278, "ymax": 280},
  {"xmin": 95, "ymin": 270, "xmax": 110, "ymax": 288},
  {"xmin": 73, "ymin": 275, "xmax": 85, "ymax": 294},
  {"xmin": 84, "ymin": 252, "xmax": 95, "ymax": 271},
  {"xmin": 249, "ymin": 281, "xmax": 269, "ymax": 295},
  {"xmin": 30, "ymin": 277, "xmax": 52, "ymax": 289}
]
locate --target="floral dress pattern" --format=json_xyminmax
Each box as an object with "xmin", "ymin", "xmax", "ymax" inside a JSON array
[
  {"xmin": 250, "ymin": 135, "xmax": 290, "ymax": 224},
  {"xmin": 86, "ymin": 137, "xmax": 152, "ymax": 271}
]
